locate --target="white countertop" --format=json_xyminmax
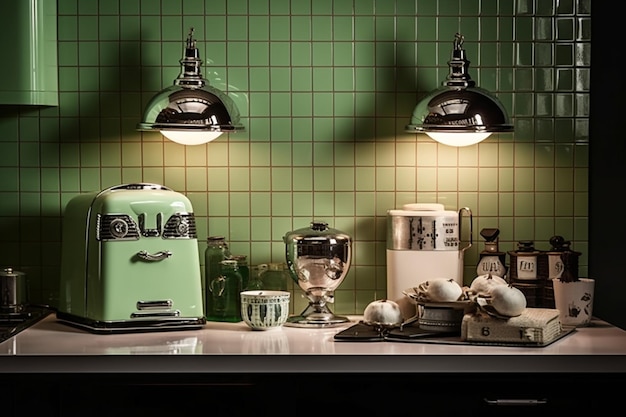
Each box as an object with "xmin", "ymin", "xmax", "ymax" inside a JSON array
[{"xmin": 2, "ymin": 312, "xmax": 626, "ymax": 373}]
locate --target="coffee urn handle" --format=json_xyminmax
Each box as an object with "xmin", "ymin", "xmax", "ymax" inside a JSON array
[{"xmin": 458, "ymin": 207, "xmax": 473, "ymax": 253}]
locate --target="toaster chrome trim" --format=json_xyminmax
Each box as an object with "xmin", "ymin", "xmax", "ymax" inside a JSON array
[
  {"xmin": 130, "ymin": 310, "xmax": 181, "ymax": 318},
  {"xmin": 163, "ymin": 213, "xmax": 197, "ymax": 239},
  {"xmin": 96, "ymin": 213, "xmax": 198, "ymax": 241},
  {"xmin": 56, "ymin": 311, "xmax": 206, "ymax": 334},
  {"xmin": 97, "ymin": 214, "xmax": 140, "ymax": 241},
  {"xmin": 139, "ymin": 212, "xmax": 163, "ymax": 237},
  {"xmin": 136, "ymin": 300, "xmax": 173, "ymax": 310}
]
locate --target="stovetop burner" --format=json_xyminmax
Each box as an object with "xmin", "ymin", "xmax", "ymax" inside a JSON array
[{"xmin": 0, "ymin": 305, "xmax": 55, "ymax": 344}]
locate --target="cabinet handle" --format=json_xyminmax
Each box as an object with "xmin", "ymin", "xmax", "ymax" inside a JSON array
[{"xmin": 484, "ymin": 398, "xmax": 548, "ymax": 406}]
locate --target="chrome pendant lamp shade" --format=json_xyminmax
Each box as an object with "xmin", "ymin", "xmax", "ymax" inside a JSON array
[
  {"xmin": 406, "ymin": 33, "xmax": 513, "ymax": 146},
  {"xmin": 137, "ymin": 28, "xmax": 244, "ymax": 145}
]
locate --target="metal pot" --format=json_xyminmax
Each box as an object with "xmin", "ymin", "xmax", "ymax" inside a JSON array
[{"xmin": 0, "ymin": 267, "xmax": 28, "ymax": 312}]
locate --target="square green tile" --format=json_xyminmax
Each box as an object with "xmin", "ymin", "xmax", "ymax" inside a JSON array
[
  {"xmin": 355, "ymin": 192, "xmax": 376, "ymax": 215},
  {"xmin": 354, "ymin": 17, "xmax": 375, "ymax": 41},
  {"xmin": 312, "ymin": 16, "xmax": 332, "ymax": 41},
  {"xmin": 535, "ymin": 192, "xmax": 555, "ymax": 216},
  {"xmin": 312, "ymin": 191, "xmax": 334, "ymax": 217},
  {"xmin": 249, "ymin": 69, "xmax": 270, "ymax": 92},
  {"xmin": 458, "ymin": 167, "xmax": 478, "ymax": 191},
  {"xmin": 228, "ymin": 167, "xmax": 249, "ymax": 191},
  {"xmin": 326, "ymin": 11, "xmax": 353, "ymax": 40},
  {"xmin": 248, "ymin": 16, "xmax": 269, "ymax": 40},
  {"xmin": 334, "ymin": 43, "xmax": 354, "ymax": 67},
  {"xmin": 354, "ymin": 167, "xmax": 375, "ymax": 192},
  {"xmin": 290, "ymin": 143, "xmax": 311, "ymax": 166},
  {"xmin": 269, "ymin": 68, "xmax": 290, "ymax": 92},
  {"xmin": 291, "ymin": 192, "xmax": 312, "ymax": 216},
  {"xmin": 226, "ymin": 42, "xmax": 248, "ymax": 66},
  {"xmin": 269, "ymin": 119, "xmax": 292, "ymax": 142},
  {"xmin": 292, "ymin": 68, "xmax": 312, "ymax": 92},
  {"xmin": 333, "ymin": 167, "xmax": 354, "ymax": 191},
  {"xmin": 250, "ymin": 193, "xmax": 271, "ymax": 216},
  {"xmin": 270, "ymin": 93, "xmax": 291, "ymax": 117},
  {"xmin": 335, "ymin": 191, "xmax": 355, "ymax": 216},
  {"xmin": 513, "ymin": 166, "xmax": 534, "ymax": 191},
  {"xmin": 394, "ymin": 167, "xmax": 414, "ymax": 191},
  {"xmin": 77, "ymin": 168, "xmax": 99, "ymax": 191},
  {"xmin": 292, "ymin": 119, "xmax": 313, "ymax": 142},
  {"xmin": 476, "ymin": 193, "xmax": 498, "ymax": 217},
  {"xmin": 120, "ymin": 167, "xmax": 142, "ymax": 184},
  {"xmin": 208, "ymin": 190, "xmax": 229, "ymax": 216},
  {"xmin": 206, "ymin": 167, "xmax": 228, "ymax": 191},
  {"xmin": 291, "ymin": 16, "xmax": 312, "ymax": 40},
  {"xmin": 269, "ymin": 41, "xmax": 290, "ymax": 66},
  {"xmin": 395, "ymin": 15, "xmax": 415, "ymax": 41},
  {"xmin": 250, "ymin": 167, "xmax": 271, "ymax": 191},
  {"xmin": 228, "ymin": 217, "xmax": 251, "ymax": 242},
  {"xmin": 312, "ymin": 42, "xmax": 333, "ymax": 66},
  {"xmin": 163, "ymin": 167, "xmax": 185, "ymax": 191},
  {"xmin": 554, "ymin": 192, "xmax": 574, "ymax": 216},
  {"xmin": 291, "ymin": 43, "xmax": 312, "ymax": 66},
  {"xmin": 434, "ymin": 167, "xmax": 455, "ymax": 191},
  {"xmin": 269, "ymin": 167, "xmax": 291, "ymax": 191},
  {"xmin": 225, "ymin": 16, "xmax": 247, "ymax": 41},
  {"xmin": 228, "ymin": 192, "xmax": 250, "ymax": 216}
]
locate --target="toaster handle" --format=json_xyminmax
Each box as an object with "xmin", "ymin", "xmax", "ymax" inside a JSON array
[{"xmin": 137, "ymin": 250, "xmax": 172, "ymax": 261}]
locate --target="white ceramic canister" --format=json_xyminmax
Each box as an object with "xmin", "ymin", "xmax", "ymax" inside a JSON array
[{"xmin": 386, "ymin": 203, "xmax": 472, "ymax": 319}]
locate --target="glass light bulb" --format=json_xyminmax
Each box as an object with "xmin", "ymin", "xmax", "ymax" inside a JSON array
[
  {"xmin": 426, "ymin": 132, "xmax": 492, "ymax": 147},
  {"xmin": 161, "ymin": 130, "xmax": 223, "ymax": 145}
]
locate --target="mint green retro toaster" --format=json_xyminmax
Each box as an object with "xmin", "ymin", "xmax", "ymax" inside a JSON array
[{"xmin": 58, "ymin": 183, "xmax": 206, "ymax": 333}]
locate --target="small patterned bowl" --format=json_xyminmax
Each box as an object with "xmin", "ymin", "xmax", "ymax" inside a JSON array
[{"xmin": 241, "ymin": 290, "xmax": 290, "ymax": 330}]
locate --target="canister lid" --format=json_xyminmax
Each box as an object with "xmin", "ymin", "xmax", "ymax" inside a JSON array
[
  {"xmin": 388, "ymin": 203, "xmax": 458, "ymax": 217},
  {"xmin": 402, "ymin": 203, "xmax": 444, "ymax": 211},
  {"xmin": 283, "ymin": 221, "xmax": 351, "ymax": 244},
  {"xmin": 0, "ymin": 267, "xmax": 25, "ymax": 278}
]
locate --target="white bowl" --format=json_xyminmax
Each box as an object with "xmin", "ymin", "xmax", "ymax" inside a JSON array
[{"xmin": 241, "ymin": 290, "xmax": 290, "ymax": 330}]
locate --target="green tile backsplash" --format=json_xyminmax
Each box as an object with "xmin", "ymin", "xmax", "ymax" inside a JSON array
[{"xmin": 0, "ymin": 0, "xmax": 590, "ymax": 316}]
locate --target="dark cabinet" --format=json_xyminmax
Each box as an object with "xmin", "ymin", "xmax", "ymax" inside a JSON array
[{"xmin": 3, "ymin": 372, "xmax": 621, "ymax": 416}]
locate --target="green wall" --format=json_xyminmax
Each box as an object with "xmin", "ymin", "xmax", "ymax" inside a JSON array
[{"xmin": 0, "ymin": 0, "xmax": 590, "ymax": 316}]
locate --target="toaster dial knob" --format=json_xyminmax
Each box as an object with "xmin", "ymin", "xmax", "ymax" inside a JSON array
[
  {"xmin": 175, "ymin": 217, "xmax": 189, "ymax": 236},
  {"xmin": 110, "ymin": 218, "xmax": 129, "ymax": 239}
]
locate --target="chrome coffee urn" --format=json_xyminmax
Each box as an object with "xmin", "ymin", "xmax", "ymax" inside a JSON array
[{"xmin": 283, "ymin": 221, "xmax": 352, "ymax": 327}]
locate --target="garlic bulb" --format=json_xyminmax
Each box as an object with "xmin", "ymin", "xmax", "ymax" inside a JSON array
[
  {"xmin": 363, "ymin": 299, "xmax": 403, "ymax": 326},
  {"xmin": 469, "ymin": 274, "xmax": 507, "ymax": 296},
  {"xmin": 420, "ymin": 278, "xmax": 463, "ymax": 302},
  {"xmin": 489, "ymin": 285, "xmax": 527, "ymax": 317}
]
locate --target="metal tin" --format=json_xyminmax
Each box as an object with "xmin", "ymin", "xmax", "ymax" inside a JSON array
[
  {"xmin": 386, "ymin": 203, "xmax": 471, "ymax": 251},
  {"xmin": 0, "ymin": 267, "xmax": 27, "ymax": 312}
]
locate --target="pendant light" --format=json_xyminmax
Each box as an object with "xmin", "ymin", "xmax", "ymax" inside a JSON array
[
  {"xmin": 406, "ymin": 33, "xmax": 513, "ymax": 146},
  {"xmin": 137, "ymin": 28, "xmax": 244, "ymax": 145}
]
